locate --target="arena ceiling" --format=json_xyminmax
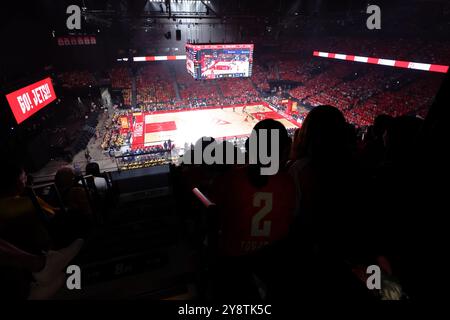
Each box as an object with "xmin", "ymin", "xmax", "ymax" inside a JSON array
[
  {"xmin": 0, "ymin": 0, "xmax": 448, "ymax": 80},
  {"xmin": 2, "ymin": 1, "xmax": 448, "ymax": 34}
]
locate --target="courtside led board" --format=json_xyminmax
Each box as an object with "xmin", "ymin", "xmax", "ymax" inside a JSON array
[
  {"xmin": 313, "ymin": 51, "xmax": 449, "ymax": 73},
  {"xmin": 6, "ymin": 77, "xmax": 57, "ymax": 124}
]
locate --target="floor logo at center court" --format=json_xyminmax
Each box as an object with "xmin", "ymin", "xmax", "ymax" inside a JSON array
[{"xmin": 213, "ymin": 118, "xmax": 231, "ymax": 126}]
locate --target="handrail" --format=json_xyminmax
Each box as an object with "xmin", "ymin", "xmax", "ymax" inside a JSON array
[{"xmin": 192, "ymin": 188, "xmax": 216, "ymax": 209}]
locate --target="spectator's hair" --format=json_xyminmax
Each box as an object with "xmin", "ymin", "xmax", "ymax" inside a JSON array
[
  {"xmin": 85, "ymin": 162, "xmax": 101, "ymax": 176},
  {"xmin": 292, "ymin": 105, "xmax": 349, "ymax": 165},
  {"xmin": 345, "ymin": 122, "xmax": 358, "ymax": 151},
  {"xmin": 385, "ymin": 116, "xmax": 423, "ymax": 162},
  {"xmin": 55, "ymin": 167, "xmax": 76, "ymax": 193},
  {"xmin": 246, "ymin": 119, "xmax": 291, "ymax": 162},
  {"xmin": 246, "ymin": 119, "xmax": 290, "ymax": 187},
  {"xmin": 373, "ymin": 114, "xmax": 394, "ymax": 139}
]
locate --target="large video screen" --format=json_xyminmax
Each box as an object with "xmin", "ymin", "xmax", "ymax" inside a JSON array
[
  {"xmin": 186, "ymin": 45, "xmax": 197, "ymax": 78},
  {"xmin": 186, "ymin": 44, "xmax": 254, "ymax": 80},
  {"xmin": 6, "ymin": 77, "xmax": 57, "ymax": 124}
]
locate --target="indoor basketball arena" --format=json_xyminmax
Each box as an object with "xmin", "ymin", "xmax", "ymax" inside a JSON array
[{"xmin": 0, "ymin": 0, "xmax": 449, "ymax": 307}]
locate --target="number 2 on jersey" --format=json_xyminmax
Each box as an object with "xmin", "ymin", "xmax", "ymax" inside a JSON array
[{"xmin": 251, "ymin": 192, "xmax": 273, "ymax": 237}]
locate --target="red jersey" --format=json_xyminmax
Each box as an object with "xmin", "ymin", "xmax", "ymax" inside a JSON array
[{"xmin": 212, "ymin": 167, "xmax": 296, "ymax": 256}]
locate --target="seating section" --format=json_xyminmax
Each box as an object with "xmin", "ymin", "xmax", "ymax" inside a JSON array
[
  {"xmin": 3, "ymin": 5, "xmax": 450, "ymax": 300},
  {"xmin": 136, "ymin": 65, "xmax": 176, "ymax": 103},
  {"xmin": 110, "ymin": 67, "xmax": 132, "ymax": 89},
  {"xmin": 0, "ymin": 37, "xmax": 450, "ymax": 304},
  {"xmin": 251, "ymin": 64, "xmax": 271, "ymax": 91},
  {"xmin": 176, "ymin": 71, "xmax": 220, "ymax": 100},
  {"xmin": 58, "ymin": 70, "xmax": 96, "ymax": 88},
  {"xmin": 217, "ymin": 78, "xmax": 258, "ymax": 98}
]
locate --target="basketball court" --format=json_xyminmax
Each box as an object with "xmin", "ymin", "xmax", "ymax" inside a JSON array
[{"xmin": 120, "ymin": 103, "xmax": 299, "ymax": 150}]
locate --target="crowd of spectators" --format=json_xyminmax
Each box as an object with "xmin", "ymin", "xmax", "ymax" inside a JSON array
[
  {"xmin": 117, "ymin": 144, "xmax": 173, "ymax": 170},
  {"xmin": 136, "ymin": 65, "xmax": 176, "ymax": 103},
  {"xmin": 172, "ymin": 89, "xmax": 447, "ymax": 300},
  {"xmin": 2, "ymin": 58, "xmax": 447, "ymax": 300},
  {"xmin": 101, "ymin": 113, "xmax": 127, "ymax": 151},
  {"xmin": 65, "ymin": 36, "xmax": 446, "ymax": 131},
  {"xmin": 106, "ymin": 54, "xmax": 442, "ymax": 132},
  {"xmin": 122, "ymin": 89, "xmax": 132, "ymax": 106},
  {"xmin": 0, "ymin": 159, "xmax": 106, "ymax": 298},
  {"xmin": 272, "ymin": 53, "xmax": 444, "ymax": 127},
  {"xmin": 110, "ymin": 67, "xmax": 132, "ymax": 89},
  {"xmin": 58, "ymin": 71, "xmax": 96, "ymax": 89},
  {"xmin": 251, "ymin": 64, "xmax": 271, "ymax": 91},
  {"xmin": 3, "ymin": 18, "xmax": 450, "ymax": 301},
  {"xmin": 217, "ymin": 78, "xmax": 258, "ymax": 97},
  {"xmin": 53, "ymin": 37, "xmax": 447, "ymax": 164},
  {"xmin": 176, "ymin": 71, "xmax": 219, "ymax": 101},
  {"xmin": 278, "ymin": 58, "xmax": 317, "ymax": 83}
]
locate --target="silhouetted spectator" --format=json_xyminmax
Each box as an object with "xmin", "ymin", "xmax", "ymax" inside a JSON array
[
  {"xmin": 84, "ymin": 162, "xmax": 108, "ymax": 196},
  {"xmin": 208, "ymin": 119, "xmax": 296, "ymax": 299},
  {"xmin": 258, "ymin": 105, "xmax": 373, "ymax": 300},
  {"xmin": 360, "ymin": 114, "xmax": 393, "ymax": 170},
  {"xmin": 0, "ymin": 161, "xmax": 50, "ymax": 254},
  {"xmin": 55, "ymin": 167, "xmax": 91, "ymax": 216}
]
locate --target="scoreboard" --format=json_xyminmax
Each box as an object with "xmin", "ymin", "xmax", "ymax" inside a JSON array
[{"xmin": 186, "ymin": 44, "xmax": 254, "ymax": 80}]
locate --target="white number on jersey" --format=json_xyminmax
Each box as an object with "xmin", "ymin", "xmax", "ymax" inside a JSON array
[{"xmin": 251, "ymin": 192, "xmax": 273, "ymax": 237}]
